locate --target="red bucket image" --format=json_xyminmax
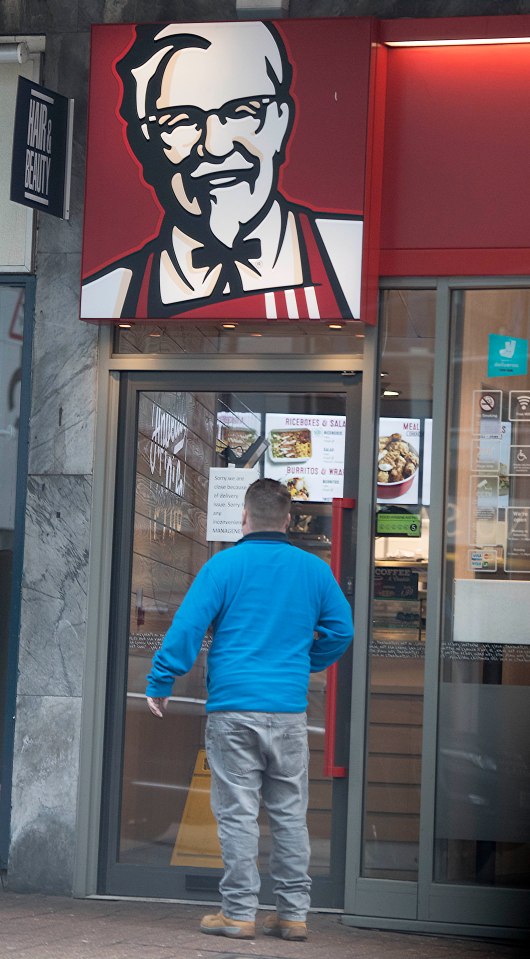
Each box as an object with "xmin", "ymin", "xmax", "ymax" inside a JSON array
[{"xmin": 377, "ymin": 434, "xmax": 419, "ymax": 500}]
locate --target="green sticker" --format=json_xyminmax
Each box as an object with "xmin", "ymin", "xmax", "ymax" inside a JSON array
[{"xmin": 376, "ymin": 513, "xmax": 421, "ymax": 537}]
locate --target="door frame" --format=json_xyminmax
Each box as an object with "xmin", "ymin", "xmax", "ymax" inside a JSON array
[
  {"xmin": 343, "ymin": 277, "xmax": 530, "ymax": 940},
  {"xmin": 0, "ymin": 276, "xmax": 35, "ymax": 870},
  {"xmin": 73, "ymin": 332, "xmax": 367, "ymax": 902},
  {"xmin": 99, "ymin": 367, "xmax": 363, "ymax": 904}
]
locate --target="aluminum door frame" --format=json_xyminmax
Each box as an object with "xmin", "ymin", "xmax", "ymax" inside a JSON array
[
  {"xmin": 343, "ymin": 277, "xmax": 530, "ymax": 940},
  {"xmin": 74, "ymin": 345, "xmax": 365, "ymax": 906},
  {"xmin": 0, "ymin": 276, "xmax": 36, "ymax": 870},
  {"xmin": 100, "ymin": 368, "xmax": 361, "ymax": 904}
]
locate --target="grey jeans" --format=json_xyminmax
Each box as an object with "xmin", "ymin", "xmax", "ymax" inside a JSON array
[{"xmin": 205, "ymin": 711, "xmax": 311, "ymax": 921}]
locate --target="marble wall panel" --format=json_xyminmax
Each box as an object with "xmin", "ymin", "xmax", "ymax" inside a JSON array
[
  {"xmin": 290, "ymin": 1, "xmax": 530, "ymax": 16},
  {"xmin": 78, "ymin": 1, "xmax": 236, "ymax": 29},
  {"xmin": 78, "ymin": 0, "xmax": 138, "ymax": 27},
  {"xmin": 4, "ymin": 0, "xmax": 530, "ymax": 35},
  {"xmin": 8, "ymin": 695, "xmax": 81, "ymax": 893},
  {"xmin": 28, "ymin": 252, "xmax": 99, "ymax": 477},
  {"xmin": 18, "ymin": 475, "xmax": 91, "ymax": 697},
  {"xmin": 34, "ymin": 156, "xmax": 85, "ymax": 258},
  {"xmin": 1, "ymin": 0, "xmax": 79, "ymax": 33}
]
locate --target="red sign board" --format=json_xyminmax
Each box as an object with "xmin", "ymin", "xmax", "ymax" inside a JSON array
[{"xmin": 81, "ymin": 19, "xmax": 371, "ymax": 323}]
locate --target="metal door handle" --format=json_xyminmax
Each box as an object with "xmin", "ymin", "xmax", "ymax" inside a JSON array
[{"xmin": 323, "ymin": 497, "xmax": 355, "ymax": 778}]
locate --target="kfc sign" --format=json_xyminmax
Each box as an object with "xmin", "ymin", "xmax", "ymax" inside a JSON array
[{"xmin": 81, "ymin": 19, "xmax": 371, "ymax": 323}]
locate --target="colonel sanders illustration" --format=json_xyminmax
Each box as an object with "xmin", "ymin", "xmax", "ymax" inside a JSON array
[{"xmin": 81, "ymin": 21, "xmax": 363, "ymax": 321}]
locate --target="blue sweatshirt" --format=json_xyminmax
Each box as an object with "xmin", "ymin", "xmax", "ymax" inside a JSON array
[{"xmin": 146, "ymin": 532, "xmax": 353, "ymax": 712}]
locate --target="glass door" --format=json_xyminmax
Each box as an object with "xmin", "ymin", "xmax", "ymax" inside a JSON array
[
  {"xmin": 430, "ymin": 288, "xmax": 530, "ymax": 929},
  {"xmin": 100, "ymin": 370, "xmax": 361, "ymax": 906},
  {"xmin": 356, "ymin": 289, "xmax": 435, "ymax": 921},
  {"xmin": 344, "ymin": 284, "xmax": 529, "ymax": 937}
]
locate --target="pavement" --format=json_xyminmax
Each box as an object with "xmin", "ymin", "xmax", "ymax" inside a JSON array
[{"xmin": 0, "ymin": 890, "xmax": 527, "ymax": 959}]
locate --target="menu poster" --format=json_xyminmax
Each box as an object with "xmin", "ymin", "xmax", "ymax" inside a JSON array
[
  {"xmin": 377, "ymin": 418, "xmax": 421, "ymax": 506},
  {"xmin": 263, "ymin": 413, "xmax": 345, "ymax": 502},
  {"xmin": 217, "ymin": 410, "xmax": 261, "ymax": 458}
]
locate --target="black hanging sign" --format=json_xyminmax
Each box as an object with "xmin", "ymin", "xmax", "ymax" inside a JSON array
[{"xmin": 10, "ymin": 76, "xmax": 74, "ymax": 219}]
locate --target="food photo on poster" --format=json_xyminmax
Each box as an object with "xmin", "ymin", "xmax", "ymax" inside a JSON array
[
  {"xmin": 377, "ymin": 417, "xmax": 421, "ymax": 505},
  {"xmin": 263, "ymin": 412, "xmax": 345, "ymax": 502}
]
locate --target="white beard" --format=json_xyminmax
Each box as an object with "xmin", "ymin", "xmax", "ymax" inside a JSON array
[{"xmin": 207, "ymin": 179, "xmax": 270, "ymax": 248}]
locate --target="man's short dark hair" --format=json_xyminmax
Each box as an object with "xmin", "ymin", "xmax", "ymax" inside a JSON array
[{"xmin": 244, "ymin": 478, "xmax": 291, "ymax": 529}]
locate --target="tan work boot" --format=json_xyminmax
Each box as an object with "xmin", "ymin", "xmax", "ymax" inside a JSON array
[
  {"xmin": 263, "ymin": 913, "xmax": 308, "ymax": 941},
  {"xmin": 200, "ymin": 911, "xmax": 255, "ymax": 939}
]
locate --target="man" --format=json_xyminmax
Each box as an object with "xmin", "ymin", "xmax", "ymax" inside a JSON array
[
  {"xmin": 81, "ymin": 21, "xmax": 363, "ymax": 321},
  {"xmin": 146, "ymin": 478, "xmax": 353, "ymax": 941}
]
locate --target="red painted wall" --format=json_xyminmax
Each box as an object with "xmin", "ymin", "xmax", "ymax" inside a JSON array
[{"xmin": 379, "ymin": 42, "xmax": 530, "ymax": 276}]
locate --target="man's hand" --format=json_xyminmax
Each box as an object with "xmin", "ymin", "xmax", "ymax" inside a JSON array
[{"xmin": 146, "ymin": 696, "xmax": 169, "ymax": 718}]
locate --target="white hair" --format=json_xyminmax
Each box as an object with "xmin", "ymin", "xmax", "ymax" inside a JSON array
[{"xmin": 132, "ymin": 21, "xmax": 286, "ymax": 121}]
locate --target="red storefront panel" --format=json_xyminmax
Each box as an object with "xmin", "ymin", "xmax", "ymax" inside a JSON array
[{"xmin": 378, "ymin": 25, "xmax": 530, "ymax": 276}]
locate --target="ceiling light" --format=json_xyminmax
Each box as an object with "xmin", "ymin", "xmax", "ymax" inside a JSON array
[
  {"xmin": 118, "ymin": 322, "xmax": 132, "ymax": 329},
  {"xmin": 328, "ymin": 322, "xmax": 343, "ymax": 330},
  {"xmin": 385, "ymin": 37, "xmax": 530, "ymax": 47},
  {"xmin": 380, "ymin": 371, "xmax": 389, "ymax": 377},
  {"xmin": 221, "ymin": 322, "xmax": 238, "ymax": 329},
  {"xmin": 382, "ymin": 389, "xmax": 401, "ymax": 397},
  {"xmin": 148, "ymin": 330, "xmax": 161, "ymax": 337},
  {"xmin": 355, "ymin": 333, "xmax": 365, "ymax": 339},
  {"xmin": 250, "ymin": 332, "xmax": 263, "ymax": 337}
]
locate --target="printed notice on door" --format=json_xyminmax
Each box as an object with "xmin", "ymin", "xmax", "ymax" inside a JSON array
[
  {"xmin": 472, "ymin": 389, "xmax": 502, "ymax": 439},
  {"xmin": 207, "ymin": 467, "xmax": 259, "ymax": 542},
  {"xmin": 468, "ymin": 475, "xmax": 499, "ymax": 547},
  {"xmin": 505, "ymin": 506, "xmax": 530, "ymax": 573}
]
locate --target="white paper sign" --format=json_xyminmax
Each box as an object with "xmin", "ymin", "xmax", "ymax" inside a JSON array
[
  {"xmin": 206, "ymin": 467, "xmax": 259, "ymax": 542},
  {"xmin": 454, "ymin": 579, "xmax": 530, "ymax": 644}
]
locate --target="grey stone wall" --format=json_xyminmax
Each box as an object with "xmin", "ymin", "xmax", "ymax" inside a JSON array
[
  {"xmin": 4, "ymin": 2, "xmax": 97, "ymax": 895},
  {"xmin": 3, "ymin": 0, "xmax": 530, "ymax": 895}
]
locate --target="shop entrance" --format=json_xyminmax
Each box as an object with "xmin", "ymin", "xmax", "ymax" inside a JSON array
[{"xmin": 99, "ymin": 369, "xmax": 361, "ymax": 906}]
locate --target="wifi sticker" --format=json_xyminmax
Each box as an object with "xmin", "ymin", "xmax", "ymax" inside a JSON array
[{"xmin": 509, "ymin": 391, "xmax": 530, "ymax": 421}]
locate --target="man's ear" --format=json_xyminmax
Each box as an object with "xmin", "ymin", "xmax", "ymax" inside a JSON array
[
  {"xmin": 276, "ymin": 98, "xmax": 293, "ymax": 149},
  {"xmin": 284, "ymin": 512, "xmax": 291, "ymax": 532}
]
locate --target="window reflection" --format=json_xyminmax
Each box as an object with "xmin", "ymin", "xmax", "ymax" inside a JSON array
[
  {"xmin": 362, "ymin": 289, "xmax": 435, "ymax": 881},
  {"xmin": 120, "ymin": 386, "xmax": 350, "ymax": 890},
  {"xmin": 0, "ymin": 285, "xmax": 24, "ymax": 799},
  {"xmin": 113, "ymin": 320, "xmax": 365, "ymax": 357},
  {"xmin": 435, "ymin": 289, "xmax": 530, "ymax": 889}
]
